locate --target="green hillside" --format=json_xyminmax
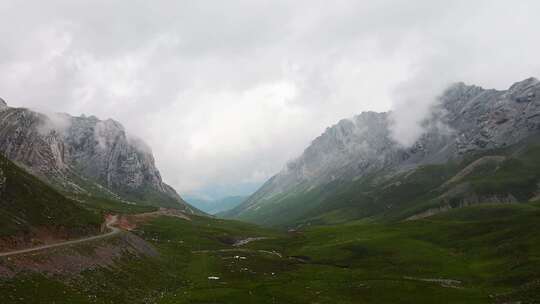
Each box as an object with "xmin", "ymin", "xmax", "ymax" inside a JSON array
[
  {"xmin": 0, "ymin": 154, "xmax": 101, "ymax": 240},
  {"xmin": 226, "ymin": 139, "xmax": 540, "ymax": 227},
  {"xmin": 1, "ymin": 203, "xmax": 538, "ymax": 303},
  {"xmin": 57, "ymin": 168, "xmax": 196, "ymax": 212}
]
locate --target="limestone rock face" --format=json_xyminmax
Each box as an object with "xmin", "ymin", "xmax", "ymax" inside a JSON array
[
  {"xmin": 63, "ymin": 115, "xmax": 181, "ymax": 200},
  {"xmin": 442, "ymin": 77, "xmax": 540, "ymax": 154},
  {"xmin": 0, "ymin": 100, "xmax": 190, "ymax": 210},
  {"xmin": 232, "ymin": 77, "xmax": 540, "ymax": 214},
  {"xmin": 0, "ymin": 108, "xmax": 70, "ymax": 188}
]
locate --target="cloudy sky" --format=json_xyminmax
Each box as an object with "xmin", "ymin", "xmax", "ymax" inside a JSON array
[{"xmin": 1, "ymin": 0, "xmax": 540, "ymax": 199}]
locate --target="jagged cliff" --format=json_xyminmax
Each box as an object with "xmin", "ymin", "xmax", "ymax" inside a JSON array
[
  {"xmin": 0, "ymin": 101, "xmax": 194, "ymax": 211},
  {"xmin": 226, "ymin": 77, "xmax": 540, "ymax": 225}
]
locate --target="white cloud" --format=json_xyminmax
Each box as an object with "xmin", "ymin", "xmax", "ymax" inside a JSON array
[{"xmin": 1, "ymin": 0, "xmax": 539, "ymax": 197}]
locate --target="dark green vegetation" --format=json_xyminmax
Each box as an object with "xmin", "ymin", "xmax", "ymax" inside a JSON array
[
  {"xmin": 1, "ymin": 203, "xmax": 539, "ymax": 303},
  {"xmin": 0, "ymin": 154, "xmax": 101, "ymax": 239},
  {"xmin": 0, "ymin": 152, "xmax": 163, "ymax": 240},
  {"xmin": 226, "ymin": 140, "xmax": 540, "ymax": 227}
]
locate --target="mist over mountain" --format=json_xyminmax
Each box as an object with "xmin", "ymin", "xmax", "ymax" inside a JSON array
[
  {"xmin": 225, "ymin": 77, "xmax": 540, "ymax": 226},
  {"xmin": 0, "ymin": 101, "xmax": 196, "ymax": 211},
  {"xmin": 2, "ymin": 1, "xmax": 540, "ymax": 302},
  {"xmin": 2, "ymin": 1, "xmax": 540, "ymax": 197}
]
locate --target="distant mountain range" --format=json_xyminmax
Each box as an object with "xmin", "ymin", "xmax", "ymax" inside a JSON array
[
  {"xmin": 184, "ymin": 195, "xmax": 247, "ymax": 215},
  {"xmin": 0, "ymin": 99, "xmax": 197, "ymax": 212},
  {"xmin": 224, "ymin": 77, "xmax": 540, "ymax": 227}
]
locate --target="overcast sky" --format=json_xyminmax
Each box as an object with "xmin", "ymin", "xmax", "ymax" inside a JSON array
[{"xmin": 1, "ymin": 0, "xmax": 540, "ymax": 199}]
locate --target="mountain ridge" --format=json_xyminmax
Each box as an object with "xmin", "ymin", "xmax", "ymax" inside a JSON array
[
  {"xmin": 0, "ymin": 101, "xmax": 196, "ymax": 212},
  {"xmin": 224, "ymin": 77, "xmax": 540, "ymax": 226}
]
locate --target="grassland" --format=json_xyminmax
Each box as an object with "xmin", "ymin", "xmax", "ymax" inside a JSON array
[
  {"xmin": 1, "ymin": 203, "xmax": 539, "ymax": 303},
  {"xmin": 0, "ymin": 155, "xmax": 101, "ymax": 238}
]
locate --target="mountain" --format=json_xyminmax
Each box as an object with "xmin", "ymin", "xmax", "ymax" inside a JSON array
[
  {"xmin": 184, "ymin": 195, "xmax": 247, "ymax": 214},
  {"xmin": 224, "ymin": 77, "xmax": 540, "ymax": 226},
  {"xmin": 0, "ymin": 153, "xmax": 101, "ymax": 250},
  {"xmin": 0, "ymin": 99, "xmax": 196, "ymax": 212}
]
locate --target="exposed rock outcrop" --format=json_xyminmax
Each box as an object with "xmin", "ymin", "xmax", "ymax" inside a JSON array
[
  {"xmin": 0, "ymin": 100, "xmax": 193, "ymax": 210},
  {"xmin": 229, "ymin": 77, "xmax": 540, "ymax": 218}
]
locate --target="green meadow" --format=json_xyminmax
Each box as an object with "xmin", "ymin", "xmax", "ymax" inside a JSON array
[{"xmin": 2, "ymin": 202, "xmax": 539, "ymax": 303}]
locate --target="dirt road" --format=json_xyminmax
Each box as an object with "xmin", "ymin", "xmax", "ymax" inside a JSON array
[{"xmin": 0, "ymin": 216, "xmax": 121, "ymax": 258}]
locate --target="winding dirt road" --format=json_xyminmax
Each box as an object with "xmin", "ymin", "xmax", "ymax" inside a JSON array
[{"xmin": 0, "ymin": 216, "xmax": 121, "ymax": 258}]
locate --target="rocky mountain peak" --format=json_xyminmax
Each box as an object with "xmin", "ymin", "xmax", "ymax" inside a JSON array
[
  {"xmin": 0, "ymin": 98, "xmax": 7, "ymax": 108},
  {"xmin": 507, "ymin": 77, "xmax": 539, "ymax": 102},
  {"xmin": 509, "ymin": 77, "xmax": 539, "ymax": 91},
  {"xmin": 0, "ymin": 104, "xmax": 192, "ymax": 210},
  {"xmin": 232, "ymin": 77, "xmax": 540, "ymax": 215}
]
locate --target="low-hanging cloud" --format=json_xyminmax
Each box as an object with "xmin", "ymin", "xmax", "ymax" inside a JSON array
[
  {"xmin": 1, "ymin": 0, "xmax": 540, "ymax": 198},
  {"xmin": 388, "ymin": 73, "xmax": 452, "ymax": 147},
  {"xmin": 37, "ymin": 112, "xmax": 72, "ymax": 137}
]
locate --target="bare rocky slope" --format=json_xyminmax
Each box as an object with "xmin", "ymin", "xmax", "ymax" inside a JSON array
[
  {"xmin": 0, "ymin": 99, "xmax": 195, "ymax": 211},
  {"xmin": 225, "ymin": 77, "xmax": 540, "ymax": 226}
]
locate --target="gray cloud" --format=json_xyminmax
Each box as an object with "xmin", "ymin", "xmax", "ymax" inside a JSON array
[
  {"xmin": 1, "ymin": 0, "xmax": 540, "ymax": 198},
  {"xmin": 36, "ymin": 112, "xmax": 72, "ymax": 137}
]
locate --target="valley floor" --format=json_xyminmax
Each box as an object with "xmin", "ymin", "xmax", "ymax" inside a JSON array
[{"xmin": 1, "ymin": 203, "xmax": 539, "ymax": 303}]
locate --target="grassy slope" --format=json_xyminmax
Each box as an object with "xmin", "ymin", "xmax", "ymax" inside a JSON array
[
  {"xmin": 279, "ymin": 203, "xmax": 540, "ymax": 303},
  {"xmin": 114, "ymin": 185, "xmax": 189, "ymax": 209},
  {"xmin": 0, "ymin": 155, "xmax": 101, "ymax": 238},
  {"xmin": 1, "ymin": 203, "xmax": 539, "ymax": 303},
  {"xmin": 73, "ymin": 194, "xmax": 158, "ymax": 215},
  {"xmin": 62, "ymin": 167, "xmax": 194, "ymax": 211},
  {"xmin": 230, "ymin": 141, "xmax": 540, "ymax": 227},
  {"xmin": 228, "ymin": 162, "xmax": 460, "ymax": 227}
]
